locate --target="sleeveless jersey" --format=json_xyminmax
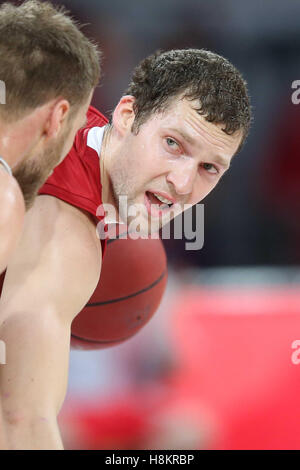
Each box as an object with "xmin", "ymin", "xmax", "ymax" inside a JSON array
[{"xmin": 38, "ymin": 106, "xmax": 109, "ymax": 257}]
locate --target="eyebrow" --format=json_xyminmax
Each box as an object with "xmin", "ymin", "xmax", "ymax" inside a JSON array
[
  {"xmin": 214, "ymin": 156, "xmax": 230, "ymax": 170},
  {"xmin": 169, "ymin": 128, "xmax": 196, "ymax": 146},
  {"xmin": 169, "ymin": 128, "xmax": 231, "ymax": 170}
]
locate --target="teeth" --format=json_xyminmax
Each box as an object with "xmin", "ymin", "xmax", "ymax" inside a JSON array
[{"xmin": 154, "ymin": 193, "xmax": 173, "ymax": 205}]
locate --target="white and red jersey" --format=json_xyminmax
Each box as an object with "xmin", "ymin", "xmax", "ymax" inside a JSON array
[{"xmin": 39, "ymin": 105, "xmax": 108, "ymax": 257}]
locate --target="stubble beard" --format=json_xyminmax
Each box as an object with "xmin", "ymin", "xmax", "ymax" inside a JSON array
[
  {"xmin": 111, "ymin": 180, "xmax": 167, "ymax": 236},
  {"xmin": 13, "ymin": 131, "xmax": 68, "ymax": 210},
  {"xmin": 110, "ymin": 176, "xmax": 150, "ymax": 235}
]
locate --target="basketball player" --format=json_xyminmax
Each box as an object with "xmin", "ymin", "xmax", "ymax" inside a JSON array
[
  {"xmin": 0, "ymin": 0, "xmax": 100, "ymax": 275},
  {"xmin": 0, "ymin": 49, "xmax": 251, "ymax": 449}
]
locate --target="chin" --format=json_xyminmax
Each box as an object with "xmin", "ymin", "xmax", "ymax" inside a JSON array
[{"xmin": 124, "ymin": 214, "xmax": 161, "ymax": 238}]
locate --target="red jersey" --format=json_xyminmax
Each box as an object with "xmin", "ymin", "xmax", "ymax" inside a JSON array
[{"xmin": 38, "ymin": 106, "xmax": 108, "ymax": 257}]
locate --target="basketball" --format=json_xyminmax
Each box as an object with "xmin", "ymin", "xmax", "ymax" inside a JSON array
[
  {"xmin": 0, "ymin": 233, "xmax": 168, "ymax": 351},
  {"xmin": 70, "ymin": 233, "xmax": 168, "ymax": 350}
]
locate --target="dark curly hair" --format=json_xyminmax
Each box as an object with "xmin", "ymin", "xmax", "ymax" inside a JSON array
[{"xmin": 125, "ymin": 49, "xmax": 251, "ymax": 151}]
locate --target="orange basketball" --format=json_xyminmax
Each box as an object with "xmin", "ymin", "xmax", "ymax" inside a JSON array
[
  {"xmin": 0, "ymin": 235, "xmax": 168, "ymax": 351},
  {"xmin": 70, "ymin": 235, "xmax": 168, "ymax": 350}
]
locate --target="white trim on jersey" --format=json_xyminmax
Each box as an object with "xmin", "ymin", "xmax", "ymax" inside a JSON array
[{"xmin": 86, "ymin": 126, "xmax": 105, "ymax": 157}]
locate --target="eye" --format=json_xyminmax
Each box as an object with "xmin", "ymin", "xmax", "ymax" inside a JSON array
[
  {"xmin": 166, "ymin": 137, "xmax": 179, "ymax": 150},
  {"xmin": 201, "ymin": 163, "xmax": 219, "ymax": 175}
]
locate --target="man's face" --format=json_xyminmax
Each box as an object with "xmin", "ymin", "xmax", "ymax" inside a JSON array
[
  {"xmin": 13, "ymin": 93, "xmax": 92, "ymax": 209},
  {"xmin": 109, "ymin": 97, "xmax": 242, "ymax": 234}
]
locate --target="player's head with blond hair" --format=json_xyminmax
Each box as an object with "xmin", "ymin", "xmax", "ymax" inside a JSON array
[
  {"xmin": 0, "ymin": 0, "xmax": 100, "ymax": 120},
  {"xmin": 0, "ymin": 0, "xmax": 101, "ymax": 208}
]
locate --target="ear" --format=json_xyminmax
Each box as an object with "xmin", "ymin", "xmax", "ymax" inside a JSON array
[
  {"xmin": 43, "ymin": 99, "xmax": 71, "ymax": 140},
  {"xmin": 112, "ymin": 95, "xmax": 136, "ymax": 136}
]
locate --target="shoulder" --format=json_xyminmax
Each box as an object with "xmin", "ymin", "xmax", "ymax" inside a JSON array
[
  {"xmin": 1, "ymin": 194, "xmax": 102, "ymax": 322},
  {"xmin": 14, "ymin": 195, "xmax": 102, "ymax": 320},
  {"xmin": 26, "ymin": 195, "xmax": 101, "ymax": 267}
]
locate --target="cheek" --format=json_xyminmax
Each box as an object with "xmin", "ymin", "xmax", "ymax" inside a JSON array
[
  {"xmin": 188, "ymin": 175, "xmax": 220, "ymax": 204},
  {"xmin": 122, "ymin": 134, "xmax": 168, "ymax": 187},
  {"xmin": 136, "ymin": 133, "xmax": 164, "ymax": 163},
  {"xmin": 130, "ymin": 143, "xmax": 160, "ymax": 176},
  {"xmin": 146, "ymin": 143, "xmax": 168, "ymax": 176}
]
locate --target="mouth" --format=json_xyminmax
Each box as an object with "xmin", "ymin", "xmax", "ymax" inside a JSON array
[{"xmin": 144, "ymin": 191, "xmax": 175, "ymax": 218}]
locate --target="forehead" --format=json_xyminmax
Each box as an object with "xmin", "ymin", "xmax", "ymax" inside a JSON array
[{"xmin": 153, "ymin": 96, "xmax": 242, "ymax": 157}]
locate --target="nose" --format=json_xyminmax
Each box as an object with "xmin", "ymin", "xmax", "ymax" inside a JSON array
[{"xmin": 166, "ymin": 159, "xmax": 198, "ymax": 196}]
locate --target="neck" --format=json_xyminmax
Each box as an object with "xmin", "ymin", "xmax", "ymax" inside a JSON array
[
  {"xmin": 100, "ymin": 125, "xmax": 121, "ymax": 224},
  {"xmin": 100, "ymin": 125, "xmax": 113, "ymax": 206}
]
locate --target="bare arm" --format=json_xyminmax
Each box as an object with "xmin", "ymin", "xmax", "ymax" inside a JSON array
[
  {"xmin": 0, "ymin": 195, "xmax": 101, "ymax": 449},
  {"xmin": 0, "ymin": 171, "xmax": 25, "ymax": 274}
]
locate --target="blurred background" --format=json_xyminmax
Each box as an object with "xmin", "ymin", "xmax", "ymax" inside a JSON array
[{"xmin": 7, "ymin": 0, "xmax": 300, "ymax": 449}]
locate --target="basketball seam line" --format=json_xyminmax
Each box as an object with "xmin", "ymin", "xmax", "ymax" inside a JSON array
[
  {"xmin": 71, "ymin": 333, "xmax": 135, "ymax": 344},
  {"xmin": 106, "ymin": 230, "xmax": 155, "ymax": 245},
  {"xmin": 85, "ymin": 270, "xmax": 167, "ymax": 307}
]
